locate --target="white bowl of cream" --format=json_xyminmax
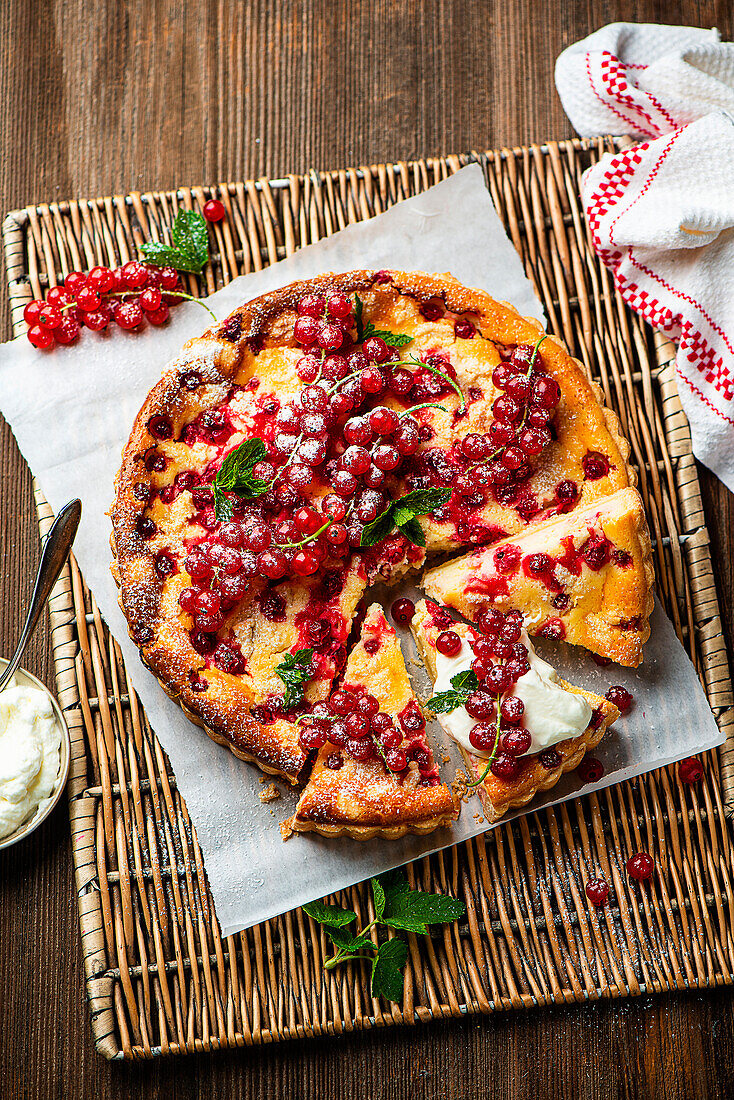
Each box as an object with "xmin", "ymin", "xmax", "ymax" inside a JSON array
[{"xmin": 0, "ymin": 658, "xmax": 69, "ymax": 851}]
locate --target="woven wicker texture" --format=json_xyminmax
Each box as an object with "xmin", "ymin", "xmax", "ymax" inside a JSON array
[{"xmin": 3, "ymin": 139, "xmax": 734, "ymax": 1061}]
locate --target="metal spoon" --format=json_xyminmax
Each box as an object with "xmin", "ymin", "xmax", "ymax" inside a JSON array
[{"xmin": 0, "ymin": 498, "xmax": 82, "ymax": 693}]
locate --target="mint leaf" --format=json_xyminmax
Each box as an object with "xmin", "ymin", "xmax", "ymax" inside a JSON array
[
  {"xmin": 397, "ymin": 487, "xmax": 451, "ymax": 514},
  {"xmin": 354, "ymin": 293, "xmax": 413, "ymax": 348},
  {"xmin": 141, "ymin": 209, "xmax": 210, "ymax": 274},
  {"xmin": 302, "ymin": 900, "xmax": 356, "ymax": 928},
  {"xmin": 371, "ymin": 938, "xmax": 408, "ymax": 1002},
  {"xmin": 382, "ymin": 332, "xmax": 414, "ymax": 348},
  {"xmin": 378, "ymin": 869, "xmax": 411, "ymax": 911},
  {"xmin": 137, "ymin": 243, "xmax": 187, "ymax": 268},
  {"xmin": 376, "ymin": 871, "xmax": 466, "ymax": 935},
  {"xmin": 360, "ymin": 508, "xmax": 397, "ymax": 550},
  {"xmin": 275, "ymin": 648, "xmax": 315, "ymax": 711},
  {"xmin": 216, "ymin": 438, "xmax": 268, "ymax": 489},
  {"xmin": 325, "ymin": 925, "xmax": 375, "ymax": 952},
  {"xmin": 391, "ymin": 504, "xmax": 416, "ymax": 528},
  {"xmin": 360, "ymin": 487, "xmax": 451, "ymax": 549},
  {"xmin": 212, "ymin": 484, "xmax": 233, "ymax": 522},
  {"xmin": 426, "ymin": 690, "xmax": 467, "ymax": 713},
  {"xmin": 427, "ymin": 670, "xmax": 478, "ymax": 714},
  {"xmin": 396, "ymin": 516, "xmax": 425, "ymax": 547},
  {"xmin": 362, "ymin": 321, "xmax": 413, "ymax": 348},
  {"xmin": 371, "ymin": 876, "xmax": 386, "ymax": 920},
  {"xmin": 212, "ymin": 437, "xmax": 271, "ymax": 519},
  {"xmin": 171, "ymin": 209, "xmax": 210, "ymax": 271},
  {"xmin": 354, "ymin": 294, "xmax": 365, "ymax": 342},
  {"xmin": 451, "ymin": 669, "xmax": 478, "ymax": 693},
  {"xmin": 382, "ymin": 891, "xmax": 465, "ymax": 935}
]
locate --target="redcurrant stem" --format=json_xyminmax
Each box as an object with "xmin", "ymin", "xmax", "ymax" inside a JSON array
[
  {"xmin": 268, "ymin": 430, "xmax": 306, "ymax": 490},
  {"xmin": 294, "ymin": 711, "xmax": 338, "ymax": 725},
  {"xmin": 372, "ymin": 735, "xmax": 391, "ymax": 770},
  {"xmin": 466, "ymin": 333, "xmax": 551, "ymax": 476},
  {"xmin": 324, "ymin": 916, "xmax": 379, "ymax": 969},
  {"xmin": 401, "ymin": 356, "xmax": 466, "ymax": 413},
  {"xmin": 464, "ymin": 694, "xmax": 502, "ymax": 787},
  {"xmin": 401, "ymin": 402, "xmax": 447, "ymax": 417},
  {"xmin": 324, "ymin": 952, "xmax": 366, "ymax": 970},
  {"xmin": 528, "ymin": 333, "xmax": 548, "ymax": 372},
  {"xmin": 56, "ymin": 287, "xmax": 219, "ymax": 324},
  {"xmin": 276, "ymin": 517, "xmax": 333, "ymax": 551},
  {"xmin": 313, "ymin": 348, "xmax": 327, "ymax": 385},
  {"xmin": 327, "ymin": 368, "xmax": 363, "ymax": 396},
  {"xmin": 165, "ymin": 291, "xmax": 218, "ymax": 322}
]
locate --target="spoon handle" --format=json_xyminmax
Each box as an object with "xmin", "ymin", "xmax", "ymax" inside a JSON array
[{"xmin": 0, "ymin": 499, "xmax": 82, "ymax": 693}]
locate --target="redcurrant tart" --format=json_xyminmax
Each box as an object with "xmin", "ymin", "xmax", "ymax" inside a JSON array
[
  {"xmin": 290, "ymin": 605, "xmax": 456, "ymax": 838},
  {"xmin": 422, "ymin": 489, "xmax": 652, "ymax": 669},
  {"xmin": 113, "ymin": 268, "xmax": 640, "ymax": 820}
]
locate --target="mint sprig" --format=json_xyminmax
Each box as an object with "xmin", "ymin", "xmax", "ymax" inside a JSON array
[
  {"xmin": 141, "ymin": 209, "xmax": 210, "ymax": 274},
  {"xmin": 303, "ymin": 871, "xmax": 465, "ymax": 1002},
  {"xmin": 275, "ymin": 647, "xmax": 315, "ymax": 711},
  {"xmin": 361, "ymin": 487, "xmax": 451, "ymax": 549},
  {"xmin": 362, "ymin": 322, "xmax": 413, "ymax": 348},
  {"xmin": 212, "ymin": 437, "xmax": 271, "ymax": 520},
  {"xmin": 353, "ymin": 294, "xmax": 413, "ymax": 348},
  {"xmin": 427, "ymin": 669, "xmax": 479, "ymax": 713}
]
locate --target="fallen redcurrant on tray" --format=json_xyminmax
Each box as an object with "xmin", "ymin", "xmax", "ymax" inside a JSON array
[
  {"xmin": 203, "ymin": 198, "xmax": 226, "ymax": 222},
  {"xmin": 678, "ymin": 756, "xmax": 704, "ymax": 785},
  {"xmin": 626, "ymin": 852, "xmax": 655, "ymax": 882},
  {"xmin": 585, "ymin": 877, "xmax": 610, "ymax": 907},
  {"xmin": 577, "ymin": 756, "xmax": 604, "ymax": 783}
]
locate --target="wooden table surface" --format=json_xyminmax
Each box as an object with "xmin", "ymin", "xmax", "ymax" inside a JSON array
[{"xmin": 2, "ymin": 2, "xmax": 734, "ymax": 1097}]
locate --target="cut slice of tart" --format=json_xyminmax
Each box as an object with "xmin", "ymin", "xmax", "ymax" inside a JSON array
[
  {"xmin": 287, "ymin": 603, "xmax": 458, "ymax": 839},
  {"xmin": 422, "ymin": 488, "xmax": 653, "ymax": 667},
  {"xmin": 411, "ymin": 600, "xmax": 619, "ymax": 823}
]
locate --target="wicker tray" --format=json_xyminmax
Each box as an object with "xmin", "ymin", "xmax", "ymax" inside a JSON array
[{"xmin": 4, "ymin": 139, "xmax": 734, "ymax": 1061}]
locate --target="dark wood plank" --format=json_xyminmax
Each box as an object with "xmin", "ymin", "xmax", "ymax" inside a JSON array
[{"xmin": 1, "ymin": 2, "xmax": 733, "ymax": 1098}]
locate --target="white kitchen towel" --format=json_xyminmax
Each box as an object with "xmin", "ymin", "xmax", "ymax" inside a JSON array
[
  {"xmin": 555, "ymin": 23, "xmax": 734, "ymax": 138},
  {"xmin": 555, "ymin": 24, "xmax": 734, "ymax": 493}
]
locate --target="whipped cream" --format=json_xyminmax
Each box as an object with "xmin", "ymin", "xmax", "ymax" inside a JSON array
[
  {"xmin": 432, "ymin": 630, "xmax": 592, "ymax": 759},
  {"xmin": 0, "ymin": 676, "xmax": 62, "ymax": 840}
]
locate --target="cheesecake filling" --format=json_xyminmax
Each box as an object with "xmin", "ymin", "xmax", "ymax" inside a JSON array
[{"xmin": 432, "ymin": 629, "xmax": 592, "ymax": 758}]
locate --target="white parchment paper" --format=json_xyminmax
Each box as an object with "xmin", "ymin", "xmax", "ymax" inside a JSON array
[{"xmin": 0, "ymin": 166, "xmax": 722, "ymax": 935}]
